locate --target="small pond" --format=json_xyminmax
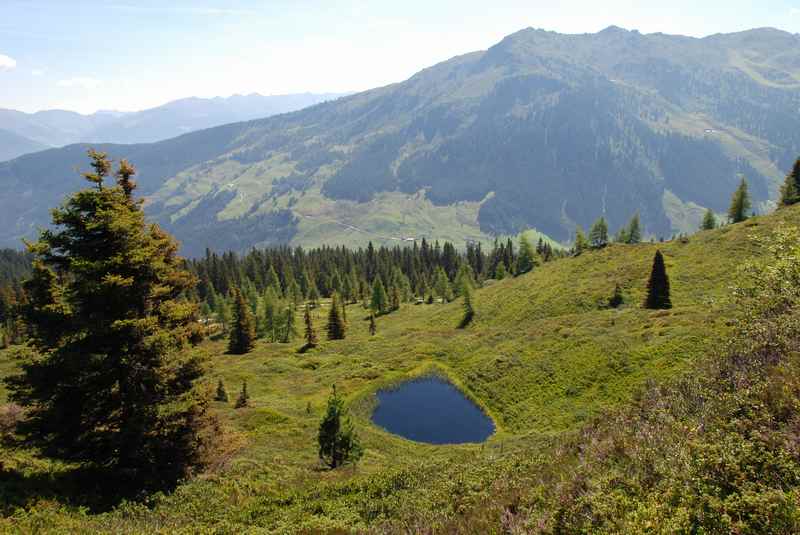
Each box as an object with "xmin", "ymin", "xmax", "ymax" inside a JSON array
[{"xmin": 371, "ymin": 376, "xmax": 495, "ymax": 444}]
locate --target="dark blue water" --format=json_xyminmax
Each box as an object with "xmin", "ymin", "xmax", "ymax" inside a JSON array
[{"xmin": 371, "ymin": 376, "xmax": 494, "ymax": 444}]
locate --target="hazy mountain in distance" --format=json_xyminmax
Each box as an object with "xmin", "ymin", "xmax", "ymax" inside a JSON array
[
  {"xmin": 1, "ymin": 27, "xmax": 799, "ymax": 255},
  {"xmin": 0, "ymin": 129, "xmax": 49, "ymax": 162},
  {"xmin": 0, "ymin": 93, "xmax": 347, "ymax": 157}
]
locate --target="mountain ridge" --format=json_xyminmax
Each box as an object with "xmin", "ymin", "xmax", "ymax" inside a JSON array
[{"xmin": 1, "ymin": 26, "xmax": 798, "ymax": 255}]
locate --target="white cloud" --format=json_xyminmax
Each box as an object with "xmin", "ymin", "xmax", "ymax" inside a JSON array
[
  {"xmin": 57, "ymin": 77, "xmax": 102, "ymax": 90},
  {"xmin": 0, "ymin": 54, "xmax": 16, "ymax": 71},
  {"xmin": 31, "ymin": 69, "xmax": 44, "ymax": 76},
  {"xmin": 792, "ymin": 7, "xmax": 800, "ymax": 16}
]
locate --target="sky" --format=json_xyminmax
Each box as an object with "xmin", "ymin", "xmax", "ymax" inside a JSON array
[{"xmin": 1, "ymin": 0, "xmax": 799, "ymax": 114}]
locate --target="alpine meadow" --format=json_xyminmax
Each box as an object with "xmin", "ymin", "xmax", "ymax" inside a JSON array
[{"xmin": 2, "ymin": 3, "xmax": 800, "ymax": 534}]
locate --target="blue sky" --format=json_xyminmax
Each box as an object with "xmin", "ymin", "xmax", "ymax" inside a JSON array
[{"xmin": 1, "ymin": 0, "xmax": 799, "ymax": 114}]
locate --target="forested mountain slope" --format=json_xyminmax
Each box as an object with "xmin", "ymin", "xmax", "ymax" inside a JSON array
[{"xmin": 2, "ymin": 27, "xmax": 799, "ymax": 254}]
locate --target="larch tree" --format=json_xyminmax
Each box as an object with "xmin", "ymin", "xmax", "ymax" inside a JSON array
[
  {"xmin": 728, "ymin": 178, "xmax": 751, "ymax": 224},
  {"xmin": 459, "ymin": 282, "xmax": 475, "ymax": 328},
  {"xmin": 326, "ymin": 292, "xmax": 346, "ymax": 340},
  {"xmin": 317, "ymin": 385, "xmax": 363, "ymax": 469},
  {"xmin": 573, "ymin": 227, "xmax": 589, "ymax": 255},
  {"xmin": 644, "ymin": 250, "xmax": 672, "ymax": 310},
  {"xmin": 625, "ymin": 213, "xmax": 642, "ymax": 244},
  {"xmin": 5, "ymin": 151, "xmax": 211, "ymax": 489},
  {"xmin": 228, "ymin": 287, "xmax": 256, "ymax": 354},
  {"xmin": 516, "ymin": 235, "xmax": 538, "ymax": 275}
]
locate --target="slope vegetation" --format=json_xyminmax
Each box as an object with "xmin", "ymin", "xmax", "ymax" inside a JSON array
[{"xmin": 2, "ymin": 205, "xmax": 799, "ymax": 532}]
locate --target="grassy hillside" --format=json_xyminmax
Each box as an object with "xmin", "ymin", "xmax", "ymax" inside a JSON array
[{"xmin": 0, "ymin": 206, "xmax": 798, "ymax": 533}]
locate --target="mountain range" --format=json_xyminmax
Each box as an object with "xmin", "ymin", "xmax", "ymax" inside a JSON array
[
  {"xmin": 0, "ymin": 93, "xmax": 346, "ymax": 161},
  {"xmin": 1, "ymin": 26, "xmax": 799, "ymax": 256}
]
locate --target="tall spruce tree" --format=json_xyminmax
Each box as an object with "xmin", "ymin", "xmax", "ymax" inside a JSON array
[
  {"xmin": 228, "ymin": 287, "xmax": 256, "ymax": 354},
  {"xmin": 779, "ymin": 157, "xmax": 800, "ymax": 207},
  {"xmin": 6, "ymin": 151, "xmax": 210, "ymax": 488},
  {"xmin": 317, "ymin": 386, "xmax": 363, "ymax": 469},
  {"xmin": 728, "ymin": 178, "xmax": 751, "ymax": 224},
  {"xmin": 644, "ymin": 250, "xmax": 672, "ymax": 310},
  {"xmin": 303, "ymin": 304, "xmax": 317, "ymax": 350},
  {"xmin": 370, "ymin": 278, "xmax": 388, "ymax": 314},
  {"xmin": 327, "ymin": 292, "xmax": 346, "ymax": 340},
  {"xmin": 701, "ymin": 209, "xmax": 717, "ymax": 231},
  {"xmin": 589, "ymin": 217, "xmax": 609, "ymax": 248}
]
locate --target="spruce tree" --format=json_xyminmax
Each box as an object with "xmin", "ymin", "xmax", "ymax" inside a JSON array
[
  {"xmin": 327, "ymin": 292, "xmax": 346, "ymax": 340},
  {"xmin": 728, "ymin": 178, "xmax": 751, "ymax": 224},
  {"xmin": 228, "ymin": 287, "xmax": 256, "ymax": 354},
  {"xmin": 459, "ymin": 282, "xmax": 475, "ymax": 328},
  {"xmin": 370, "ymin": 278, "xmax": 388, "ymax": 314},
  {"xmin": 701, "ymin": 209, "xmax": 717, "ymax": 231},
  {"xmin": 516, "ymin": 235, "xmax": 537, "ymax": 275},
  {"xmin": 281, "ymin": 305, "xmax": 297, "ymax": 343},
  {"xmin": 625, "ymin": 213, "xmax": 642, "ymax": 244},
  {"xmin": 644, "ymin": 250, "xmax": 672, "ymax": 309},
  {"xmin": 6, "ymin": 151, "xmax": 210, "ymax": 488},
  {"xmin": 779, "ymin": 157, "xmax": 800, "ymax": 207},
  {"xmin": 317, "ymin": 386, "xmax": 363, "ymax": 469},
  {"xmin": 589, "ymin": 217, "xmax": 609, "ymax": 248},
  {"xmin": 369, "ymin": 312, "xmax": 377, "ymax": 336},
  {"xmin": 234, "ymin": 380, "xmax": 250, "ymax": 409},
  {"xmin": 215, "ymin": 379, "xmax": 229, "ymax": 402},
  {"xmin": 303, "ymin": 304, "xmax": 318, "ymax": 350}
]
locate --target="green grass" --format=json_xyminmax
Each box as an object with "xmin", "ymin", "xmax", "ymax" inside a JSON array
[{"xmin": 1, "ymin": 207, "xmax": 798, "ymax": 533}]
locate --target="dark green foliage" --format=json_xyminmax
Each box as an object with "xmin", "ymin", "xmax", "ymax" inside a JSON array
[
  {"xmin": 608, "ymin": 283, "xmax": 624, "ymax": 308},
  {"xmin": 326, "ymin": 292, "xmax": 346, "ymax": 340},
  {"xmin": 589, "ymin": 217, "xmax": 609, "ymax": 248},
  {"xmin": 516, "ymin": 235, "xmax": 538, "ymax": 275},
  {"xmin": 370, "ymin": 278, "xmax": 388, "ymax": 315},
  {"xmin": 215, "ymin": 379, "xmax": 229, "ymax": 402},
  {"xmin": 728, "ymin": 178, "xmax": 752, "ymax": 223},
  {"xmin": 644, "ymin": 250, "xmax": 672, "ymax": 309},
  {"xmin": 369, "ymin": 312, "xmax": 377, "ymax": 336},
  {"xmin": 317, "ymin": 386, "xmax": 363, "ymax": 469},
  {"xmin": 228, "ymin": 288, "xmax": 256, "ymax": 354},
  {"xmin": 303, "ymin": 304, "xmax": 317, "ymax": 350},
  {"xmin": 5, "ymin": 150, "xmax": 210, "ymax": 489},
  {"xmin": 234, "ymin": 381, "xmax": 250, "ymax": 409},
  {"xmin": 779, "ymin": 157, "xmax": 800, "ymax": 206},
  {"xmin": 701, "ymin": 208, "xmax": 717, "ymax": 230},
  {"xmin": 459, "ymin": 283, "xmax": 475, "ymax": 328}
]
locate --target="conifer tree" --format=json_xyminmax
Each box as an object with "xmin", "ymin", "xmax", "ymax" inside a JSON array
[
  {"xmin": 235, "ymin": 381, "xmax": 250, "ymax": 408},
  {"xmin": 281, "ymin": 305, "xmax": 297, "ymax": 343},
  {"xmin": 701, "ymin": 209, "xmax": 717, "ymax": 231},
  {"xmin": 215, "ymin": 379, "xmax": 229, "ymax": 402},
  {"xmin": 303, "ymin": 304, "xmax": 318, "ymax": 350},
  {"xmin": 317, "ymin": 386, "xmax": 363, "ymax": 469},
  {"xmin": 609, "ymin": 283, "xmax": 624, "ymax": 308},
  {"xmin": 495, "ymin": 261, "xmax": 508, "ymax": 279},
  {"xmin": 308, "ymin": 284, "xmax": 320, "ymax": 308},
  {"xmin": 574, "ymin": 227, "xmax": 589, "ymax": 255},
  {"xmin": 728, "ymin": 178, "xmax": 751, "ymax": 224},
  {"xmin": 370, "ymin": 278, "xmax": 388, "ymax": 314},
  {"xmin": 625, "ymin": 213, "xmax": 642, "ymax": 244},
  {"xmin": 644, "ymin": 250, "xmax": 672, "ymax": 310},
  {"xmin": 433, "ymin": 267, "xmax": 452, "ymax": 303},
  {"xmin": 327, "ymin": 292, "xmax": 346, "ymax": 340},
  {"xmin": 228, "ymin": 287, "xmax": 256, "ymax": 354},
  {"xmin": 369, "ymin": 312, "xmax": 377, "ymax": 336},
  {"xmin": 260, "ymin": 288, "xmax": 279, "ymax": 341},
  {"xmin": 459, "ymin": 282, "xmax": 475, "ymax": 328},
  {"xmin": 390, "ymin": 286, "xmax": 401, "ymax": 311},
  {"xmin": 589, "ymin": 217, "xmax": 609, "ymax": 248},
  {"xmin": 6, "ymin": 151, "xmax": 210, "ymax": 487},
  {"xmin": 779, "ymin": 157, "xmax": 800, "ymax": 207},
  {"xmin": 516, "ymin": 235, "xmax": 538, "ymax": 275}
]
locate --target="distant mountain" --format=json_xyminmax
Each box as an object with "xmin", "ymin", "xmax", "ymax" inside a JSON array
[
  {"xmin": 1, "ymin": 27, "xmax": 799, "ymax": 255},
  {"xmin": 0, "ymin": 129, "xmax": 49, "ymax": 162},
  {"xmin": 0, "ymin": 93, "xmax": 346, "ymax": 158}
]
